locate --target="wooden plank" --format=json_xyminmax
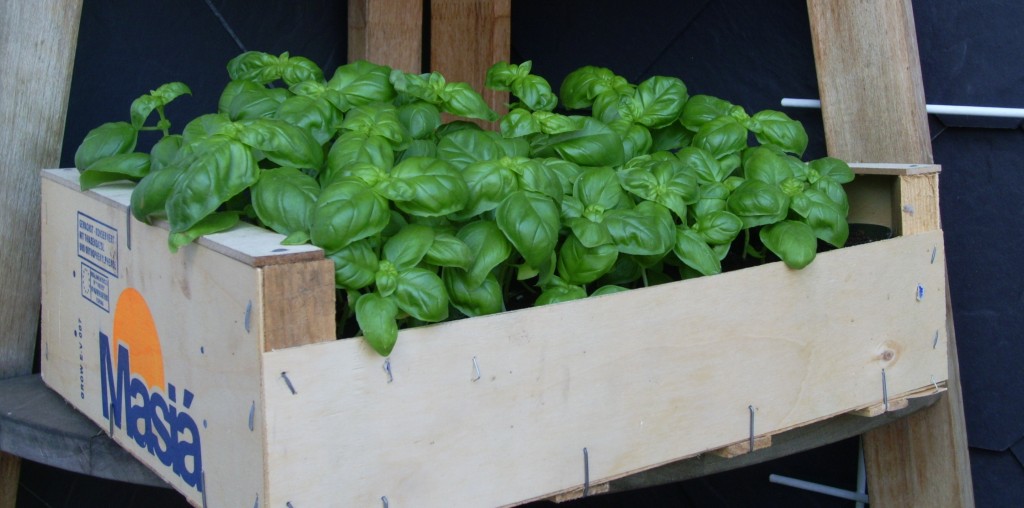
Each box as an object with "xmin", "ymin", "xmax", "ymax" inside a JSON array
[
  {"xmin": 807, "ymin": 0, "xmax": 933, "ymax": 165},
  {"xmin": 0, "ymin": 1, "xmax": 83, "ymax": 504},
  {"xmin": 710, "ymin": 435, "xmax": 773, "ymax": 459},
  {"xmin": 348, "ymin": 0, "xmax": 423, "ymax": 73},
  {"xmin": 0, "ymin": 374, "xmax": 168, "ymax": 487},
  {"xmin": 260, "ymin": 260, "xmax": 336, "ymax": 352},
  {"xmin": 41, "ymin": 175, "xmax": 268, "ymax": 507},
  {"xmin": 429, "ymin": 0, "xmax": 511, "ymax": 125},
  {"xmin": 850, "ymin": 162, "xmax": 940, "ymax": 176},
  {"xmin": 806, "ymin": 1, "xmax": 974, "ymax": 506},
  {"xmin": 259, "ymin": 231, "xmax": 948, "ymax": 507}
]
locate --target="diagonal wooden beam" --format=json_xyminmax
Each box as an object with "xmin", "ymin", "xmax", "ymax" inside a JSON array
[
  {"xmin": 806, "ymin": 1, "xmax": 974, "ymax": 506},
  {"xmin": 0, "ymin": 1, "xmax": 84, "ymax": 506}
]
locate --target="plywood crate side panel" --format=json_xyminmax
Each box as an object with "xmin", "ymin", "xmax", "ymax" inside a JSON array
[
  {"xmin": 260, "ymin": 231, "xmax": 948, "ymax": 507},
  {"xmin": 40, "ymin": 172, "xmax": 269, "ymax": 506}
]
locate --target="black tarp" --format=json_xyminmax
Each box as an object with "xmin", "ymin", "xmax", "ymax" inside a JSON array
[{"xmin": 23, "ymin": 1, "xmax": 1023, "ymax": 506}]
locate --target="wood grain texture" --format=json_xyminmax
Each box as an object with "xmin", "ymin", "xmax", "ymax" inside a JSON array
[
  {"xmin": 807, "ymin": 0, "xmax": 933, "ymax": 164},
  {"xmin": 261, "ymin": 259, "xmax": 336, "ymax": 352},
  {"xmin": 1, "ymin": 1, "xmax": 83, "ymax": 503},
  {"xmin": 348, "ymin": 0, "xmax": 423, "ymax": 73},
  {"xmin": 260, "ymin": 232, "xmax": 948, "ymax": 507},
  {"xmin": 807, "ymin": 1, "xmax": 974, "ymax": 505},
  {"xmin": 430, "ymin": 0, "xmax": 511, "ymax": 126}
]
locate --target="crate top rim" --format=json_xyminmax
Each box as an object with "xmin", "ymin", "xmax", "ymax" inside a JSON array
[
  {"xmin": 43, "ymin": 168, "xmax": 325, "ymax": 268},
  {"xmin": 849, "ymin": 162, "xmax": 940, "ymax": 176}
]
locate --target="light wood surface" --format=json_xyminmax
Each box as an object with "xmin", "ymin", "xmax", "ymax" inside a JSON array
[
  {"xmin": 260, "ymin": 231, "xmax": 948, "ymax": 507},
  {"xmin": 807, "ymin": 1, "xmax": 974, "ymax": 505},
  {"xmin": 0, "ymin": 1, "xmax": 83, "ymax": 504},
  {"xmin": 430, "ymin": 0, "xmax": 511, "ymax": 125},
  {"xmin": 348, "ymin": 0, "xmax": 423, "ymax": 73}
]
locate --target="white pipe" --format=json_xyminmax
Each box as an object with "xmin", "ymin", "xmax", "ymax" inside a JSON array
[
  {"xmin": 769, "ymin": 473, "xmax": 870, "ymax": 503},
  {"xmin": 856, "ymin": 439, "xmax": 868, "ymax": 508},
  {"xmin": 781, "ymin": 98, "xmax": 1024, "ymax": 119}
]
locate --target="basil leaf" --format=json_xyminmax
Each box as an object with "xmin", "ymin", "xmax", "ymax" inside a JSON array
[
  {"xmin": 620, "ymin": 75, "xmax": 688, "ymax": 129},
  {"xmin": 534, "ymin": 116, "xmax": 625, "ymax": 167},
  {"xmin": 511, "ymin": 74, "xmax": 558, "ymax": 112},
  {"xmin": 457, "ymin": 220, "xmax": 512, "ymax": 287},
  {"xmin": 355, "ymin": 292, "xmax": 400, "ymax": 356},
  {"xmin": 650, "ymin": 121, "xmax": 693, "ymax": 152},
  {"xmin": 383, "ymin": 224, "xmax": 435, "ymax": 270},
  {"xmin": 341, "ymin": 103, "xmax": 409, "ymax": 149},
  {"xmin": 397, "ymin": 139, "xmax": 438, "ymax": 162},
  {"xmin": 182, "ymin": 113, "xmax": 233, "ymax": 143},
  {"xmin": 559, "ymin": 66, "xmax": 631, "ymax": 110},
  {"xmin": 575, "ymin": 166, "xmax": 630, "ymax": 210},
  {"xmin": 251, "ymin": 167, "xmax": 319, "ymax": 237},
  {"xmin": 75, "ymin": 122, "xmax": 138, "ymax": 171},
  {"xmin": 743, "ymin": 146, "xmax": 794, "ymax": 185},
  {"xmin": 750, "ymin": 110, "xmax": 808, "ymax": 156},
  {"xmin": 227, "ymin": 84, "xmax": 290, "ymax": 121},
  {"xmin": 568, "ymin": 216, "xmax": 613, "ymax": 248},
  {"xmin": 760, "ymin": 220, "xmax": 818, "ymax": 269},
  {"xmin": 310, "ymin": 178, "xmax": 390, "ymax": 251},
  {"xmin": 500, "ymin": 108, "xmax": 542, "ymax": 138},
  {"xmin": 279, "ymin": 54, "xmax": 324, "ymax": 86},
  {"xmin": 673, "ymin": 227, "xmax": 721, "ymax": 276},
  {"xmin": 674, "ymin": 146, "xmax": 726, "ymax": 184},
  {"xmin": 394, "ymin": 268, "xmax": 449, "ymax": 322},
  {"xmin": 130, "ymin": 163, "xmax": 185, "ymax": 223},
  {"xmin": 694, "ymin": 181, "xmax": 730, "ymax": 217},
  {"xmin": 727, "ymin": 179, "xmax": 790, "ymax": 229},
  {"xmin": 324, "ymin": 132, "xmax": 394, "ymax": 184},
  {"xmin": 166, "ymin": 137, "xmax": 259, "ymax": 232},
  {"xmin": 613, "ymin": 120, "xmax": 653, "ymax": 162},
  {"xmin": 812, "ymin": 177, "xmax": 850, "ymax": 214},
  {"xmin": 809, "ymin": 157, "xmax": 855, "ymax": 184},
  {"xmin": 535, "ymin": 284, "xmax": 587, "ymax": 306},
  {"xmin": 693, "ymin": 210, "xmax": 743, "ymax": 245},
  {"xmin": 79, "ymin": 153, "xmax": 151, "ymax": 190},
  {"xmin": 604, "ymin": 201, "xmax": 675, "ymax": 256},
  {"xmin": 275, "ymin": 95, "xmax": 339, "ymax": 146},
  {"xmin": 398, "ymin": 102, "xmax": 442, "ymax": 139},
  {"xmin": 130, "ymin": 82, "xmax": 191, "ymax": 129},
  {"xmin": 460, "ymin": 159, "xmax": 519, "ymax": 218},
  {"xmin": 680, "ymin": 94, "xmax": 736, "ymax": 131},
  {"xmin": 237, "ymin": 118, "xmax": 324, "ymax": 169},
  {"xmin": 149, "ymin": 134, "xmax": 183, "ymax": 172},
  {"xmin": 167, "ymin": 211, "xmax": 240, "ymax": 253},
  {"xmin": 227, "ymin": 51, "xmax": 282, "ymax": 84},
  {"xmin": 591, "ymin": 285, "xmax": 629, "ymax": 297},
  {"xmin": 325, "ymin": 239, "xmax": 378, "ymax": 290},
  {"xmin": 425, "ymin": 233, "xmax": 473, "ymax": 270},
  {"xmin": 518, "ymin": 158, "xmax": 563, "ymax": 203},
  {"xmin": 444, "ymin": 270, "xmax": 504, "ymax": 317},
  {"xmin": 792, "ymin": 189, "xmax": 849, "ymax": 247},
  {"xmin": 557, "ymin": 235, "xmax": 618, "ymax": 285},
  {"xmin": 440, "ymin": 81, "xmax": 498, "ymax": 121},
  {"xmin": 496, "ymin": 190, "xmax": 560, "ymax": 268},
  {"xmin": 388, "ymin": 156, "xmax": 468, "ymax": 217},
  {"xmin": 692, "ymin": 116, "xmax": 748, "ymax": 159},
  {"xmin": 541, "ymin": 158, "xmax": 583, "ymax": 196},
  {"xmin": 327, "ymin": 60, "xmax": 396, "ymax": 109},
  {"xmin": 437, "ymin": 128, "xmax": 500, "ymax": 170}
]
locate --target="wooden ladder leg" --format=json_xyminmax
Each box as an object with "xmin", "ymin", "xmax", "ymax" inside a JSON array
[
  {"xmin": 348, "ymin": 0, "xmax": 424, "ymax": 73},
  {"xmin": 806, "ymin": 1, "xmax": 974, "ymax": 506},
  {"xmin": 0, "ymin": 2, "xmax": 83, "ymax": 506}
]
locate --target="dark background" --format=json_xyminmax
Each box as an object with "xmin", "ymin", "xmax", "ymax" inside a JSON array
[{"xmin": 20, "ymin": 1, "xmax": 1023, "ymax": 506}]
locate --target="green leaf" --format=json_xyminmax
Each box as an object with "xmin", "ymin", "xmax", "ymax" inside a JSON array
[
  {"xmin": 167, "ymin": 211, "xmax": 240, "ymax": 253},
  {"xmin": 511, "ymin": 74, "xmax": 558, "ymax": 112},
  {"xmin": 425, "ymin": 233, "xmax": 473, "ymax": 270},
  {"xmin": 225, "ymin": 83, "xmax": 290, "ymax": 121},
  {"xmin": 227, "ymin": 51, "xmax": 283, "ymax": 84},
  {"xmin": 792, "ymin": 188, "xmax": 849, "ymax": 247},
  {"xmin": 325, "ymin": 239, "xmax": 379, "ymax": 290},
  {"xmin": 149, "ymin": 134, "xmax": 184, "ymax": 172},
  {"xmin": 279, "ymin": 54, "xmax": 324, "ymax": 86},
  {"xmin": 394, "ymin": 268, "xmax": 449, "ymax": 322},
  {"xmin": 457, "ymin": 220, "xmax": 512, "ymax": 287},
  {"xmin": 309, "ymin": 178, "xmax": 390, "ymax": 251},
  {"xmin": 340, "ymin": 103, "xmax": 409, "ymax": 149},
  {"xmin": 397, "ymin": 101, "xmax": 442, "ymax": 139},
  {"xmin": 558, "ymin": 66, "xmax": 632, "ymax": 110},
  {"xmin": 441, "ymin": 81, "xmax": 498, "ymax": 121},
  {"xmin": 557, "ymin": 235, "xmax": 618, "ymax": 285},
  {"xmin": 693, "ymin": 181, "xmax": 731, "ymax": 217},
  {"xmin": 275, "ymin": 95, "xmax": 340, "ymax": 146},
  {"xmin": 673, "ymin": 227, "xmax": 721, "ymax": 276},
  {"xmin": 614, "ymin": 120, "xmax": 653, "ymax": 161},
  {"xmin": 324, "ymin": 131, "xmax": 394, "ymax": 184},
  {"xmin": 680, "ymin": 95, "xmax": 737, "ymax": 131},
  {"xmin": 500, "ymin": 108, "xmax": 543, "ymax": 138},
  {"xmin": 251, "ymin": 167, "xmax": 319, "ymax": 237},
  {"xmin": 743, "ymin": 146, "xmax": 794, "ymax": 185},
  {"xmin": 650, "ymin": 121, "xmax": 693, "ymax": 152},
  {"xmin": 760, "ymin": 220, "xmax": 818, "ymax": 269},
  {"xmin": 165, "ymin": 137, "xmax": 259, "ymax": 233},
  {"xmin": 129, "ymin": 82, "xmax": 191, "ymax": 129},
  {"xmin": 237, "ymin": 118, "xmax": 324, "ymax": 169},
  {"xmin": 389, "ymin": 156, "xmax": 468, "ymax": 217},
  {"xmin": 692, "ymin": 116, "xmax": 748, "ymax": 159},
  {"xmin": 79, "ymin": 153, "xmax": 151, "ymax": 190},
  {"xmin": 619, "ymin": 75, "xmax": 688, "ymax": 129},
  {"xmin": 327, "ymin": 60, "xmax": 396, "ymax": 109},
  {"xmin": 182, "ymin": 113, "xmax": 234, "ymax": 143},
  {"xmin": 459, "ymin": 159, "xmax": 519, "ymax": 218},
  {"xmin": 436, "ymin": 128, "xmax": 500, "ymax": 169},
  {"xmin": 809, "ymin": 157, "xmax": 855, "ymax": 184},
  {"xmin": 541, "ymin": 157, "xmax": 583, "ymax": 196},
  {"xmin": 534, "ymin": 117, "xmax": 625, "ymax": 167},
  {"xmin": 130, "ymin": 163, "xmax": 185, "ymax": 223},
  {"xmin": 75, "ymin": 122, "xmax": 138, "ymax": 171},
  {"xmin": 604, "ymin": 201, "xmax": 675, "ymax": 256},
  {"xmin": 383, "ymin": 224, "xmax": 435, "ymax": 270},
  {"xmin": 496, "ymin": 191, "xmax": 560, "ymax": 268},
  {"xmin": 535, "ymin": 284, "xmax": 587, "ymax": 306},
  {"xmin": 444, "ymin": 269, "xmax": 503, "ymax": 317},
  {"xmin": 727, "ymin": 179, "xmax": 790, "ymax": 229},
  {"xmin": 355, "ymin": 292, "xmax": 400, "ymax": 356},
  {"xmin": 675, "ymin": 146, "xmax": 728, "ymax": 184},
  {"xmin": 693, "ymin": 210, "xmax": 743, "ymax": 245},
  {"xmin": 750, "ymin": 110, "xmax": 807, "ymax": 156}
]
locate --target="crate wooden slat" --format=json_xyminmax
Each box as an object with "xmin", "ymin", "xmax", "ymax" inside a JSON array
[{"xmin": 41, "ymin": 164, "xmax": 949, "ymax": 506}]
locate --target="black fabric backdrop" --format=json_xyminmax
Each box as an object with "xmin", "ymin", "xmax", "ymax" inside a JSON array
[{"xmin": 23, "ymin": 1, "xmax": 1023, "ymax": 506}]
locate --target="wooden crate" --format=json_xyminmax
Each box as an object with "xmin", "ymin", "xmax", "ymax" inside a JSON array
[{"xmin": 40, "ymin": 165, "xmax": 948, "ymax": 507}]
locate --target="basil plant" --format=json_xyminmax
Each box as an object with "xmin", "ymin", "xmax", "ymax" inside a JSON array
[{"xmin": 75, "ymin": 51, "xmax": 854, "ymax": 356}]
